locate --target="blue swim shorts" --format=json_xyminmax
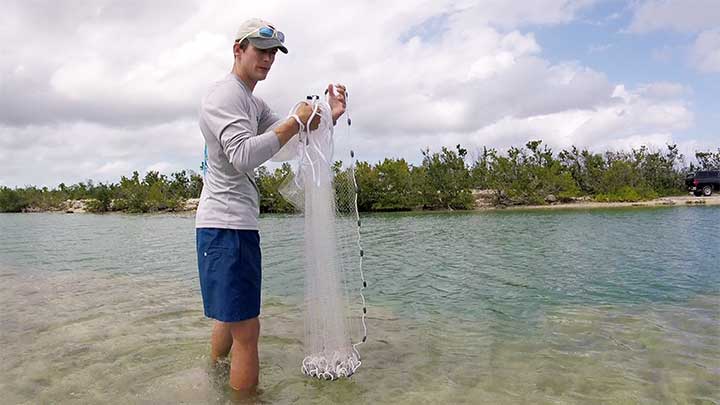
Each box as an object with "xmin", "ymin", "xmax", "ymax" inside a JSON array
[{"xmin": 196, "ymin": 228, "xmax": 261, "ymax": 322}]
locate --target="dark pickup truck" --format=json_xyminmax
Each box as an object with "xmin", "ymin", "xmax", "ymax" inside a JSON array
[{"xmin": 686, "ymin": 170, "xmax": 720, "ymax": 196}]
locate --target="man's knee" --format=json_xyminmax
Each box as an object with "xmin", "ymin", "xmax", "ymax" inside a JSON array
[
  {"xmin": 229, "ymin": 317, "xmax": 260, "ymax": 346},
  {"xmin": 213, "ymin": 320, "xmax": 232, "ymax": 335}
]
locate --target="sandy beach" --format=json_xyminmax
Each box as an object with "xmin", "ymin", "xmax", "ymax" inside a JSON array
[{"xmin": 497, "ymin": 195, "xmax": 720, "ymax": 211}]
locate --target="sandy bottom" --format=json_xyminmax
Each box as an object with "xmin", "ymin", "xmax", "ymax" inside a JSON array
[{"xmin": 1, "ymin": 266, "xmax": 718, "ymax": 404}]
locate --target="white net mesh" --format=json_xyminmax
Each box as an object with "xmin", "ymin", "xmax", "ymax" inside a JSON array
[{"xmin": 278, "ymin": 97, "xmax": 365, "ymax": 380}]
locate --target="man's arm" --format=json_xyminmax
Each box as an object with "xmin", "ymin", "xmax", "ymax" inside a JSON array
[
  {"xmin": 201, "ymin": 94, "xmax": 280, "ymax": 173},
  {"xmin": 274, "ymin": 118, "xmax": 302, "ymax": 147},
  {"xmin": 210, "ymin": 103, "xmax": 318, "ymax": 173},
  {"xmin": 259, "ymin": 101, "xmax": 320, "ymax": 148}
]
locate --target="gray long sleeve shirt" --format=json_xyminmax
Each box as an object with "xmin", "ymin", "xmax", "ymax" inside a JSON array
[{"xmin": 195, "ymin": 73, "xmax": 282, "ymax": 230}]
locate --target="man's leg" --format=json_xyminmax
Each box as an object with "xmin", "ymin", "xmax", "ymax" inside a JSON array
[
  {"xmin": 210, "ymin": 321, "xmax": 233, "ymax": 363},
  {"xmin": 228, "ymin": 317, "xmax": 260, "ymax": 391}
]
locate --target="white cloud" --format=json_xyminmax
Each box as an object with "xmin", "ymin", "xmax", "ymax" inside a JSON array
[
  {"xmin": 628, "ymin": 0, "xmax": 720, "ymax": 33},
  {"xmin": 0, "ymin": 120, "xmax": 203, "ymax": 186},
  {"xmin": 464, "ymin": 83, "xmax": 693, "ymax": 154},
  {"xmin": 636, "ymin": 82, "xmax": 691, "ymax": 98},
  {"xmin": 690, "ymin": 29, "xmax": 720, "ymax": 72},
  {"xmin": 627, "ymin": 1, "xmax": 720, "ymax": 73},
  {"xmin": 0, "ymin": 0, "xmax": 709, "ymax": 187},
  {"xmin": 97, "ymin": 161, "xmax": 133, "ymax": 175},
  {"xmin": 49, "ymin": 31, "xmax": 228, "ymax": 107},
  {"xmin": 145, "ymin": 161, "xmax": 185, "ymax": 176},
  {"xmin": 451, "ymin": 0, "xmax": 598, "ymax": 28}
]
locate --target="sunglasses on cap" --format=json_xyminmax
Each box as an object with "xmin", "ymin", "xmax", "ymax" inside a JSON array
[{"xmin": 236, "ymin": 26, "xmax": 285, "ymax": 44}]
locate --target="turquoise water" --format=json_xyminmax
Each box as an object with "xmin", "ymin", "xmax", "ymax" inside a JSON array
[{"xmin": 1, "ymin": 207, "xmax": 718, "ymax": 404}]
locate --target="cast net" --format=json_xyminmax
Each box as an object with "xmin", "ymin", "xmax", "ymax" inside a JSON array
[{"xmin": 273, "ymin": 93, "xmax": 367, "ymax": 380}]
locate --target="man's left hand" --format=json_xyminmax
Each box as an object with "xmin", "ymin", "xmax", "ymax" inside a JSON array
[{"xmin": 327, "ymin": 83, "xmax": 347, "ymax": 125}]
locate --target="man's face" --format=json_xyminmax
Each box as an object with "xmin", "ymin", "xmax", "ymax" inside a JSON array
[{"xmin": 236, "ymin": 44, "xmax": 278, "ymax": 82}]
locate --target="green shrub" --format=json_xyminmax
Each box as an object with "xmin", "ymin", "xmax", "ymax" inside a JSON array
[
  {"xmin": 0, "ymin": 187, "xmax": 27, "ymax": 212},
  {"xmin": 595, "ymin": 186, "xmax": 658, "ymax": 202}
]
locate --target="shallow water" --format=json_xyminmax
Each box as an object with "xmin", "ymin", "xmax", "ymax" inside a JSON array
[{"xmin": 1, "ymin": 207, "xmax": 719, "ymax": 404}]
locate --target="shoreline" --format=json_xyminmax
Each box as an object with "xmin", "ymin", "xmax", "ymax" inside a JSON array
[
  {"xmin": 485, "ymin": 195, "xmax": 720, "ymax": 211},
  {"xmin": 6, "ymin": 195, "xmax": 720, "ymax": 215}
]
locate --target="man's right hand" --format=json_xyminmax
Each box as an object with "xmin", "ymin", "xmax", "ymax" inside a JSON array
[
  {"xmin": 295, "ymin": 102, "xmax": 321, "ymax": 131},
  {"xmin": 275, "ymin": 102, "xmax": 322, "ymax": 148}
]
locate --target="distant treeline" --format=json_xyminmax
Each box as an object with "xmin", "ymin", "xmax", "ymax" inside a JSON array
[
  {"xmin": 1, "ymin": 141, "xmax": 719, "ymax": 213},
  {"xmin": 0, "ymin": 170, "xmax": 203, "ymax": 213}
]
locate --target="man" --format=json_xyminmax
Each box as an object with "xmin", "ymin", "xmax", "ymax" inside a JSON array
[{"xmin": 195, "ymin": 18, "xmax": 347, "ymax": 392}]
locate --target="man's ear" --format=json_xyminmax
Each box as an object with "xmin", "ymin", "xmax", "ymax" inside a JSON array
[{"xmin": 233, "ymin": 43, "xmax": 241, "ymax": 57}]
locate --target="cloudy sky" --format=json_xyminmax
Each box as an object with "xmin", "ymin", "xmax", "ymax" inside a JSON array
[{"xmin": 1, "ymin": 0, "xmax": 718, "ymax": 187}]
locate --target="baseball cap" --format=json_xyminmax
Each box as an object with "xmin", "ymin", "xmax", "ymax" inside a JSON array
[{"xmin": 235, "ymin": 18, "xmax": 288, "ymax": 54}]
